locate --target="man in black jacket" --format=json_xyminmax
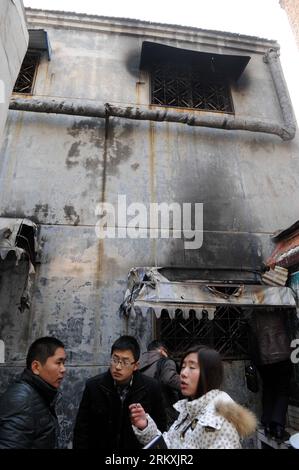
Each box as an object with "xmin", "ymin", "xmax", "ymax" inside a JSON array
[
  {"xmin": 247, "ymin": 308, "xmax": 293, "ymax": 442},
  {"xmin": 73, "ymin": 335, "xmax": 167, "ymax": 449},
  {"xmin": 0, "ymin": 336, "xmax": 66, "ymax": 449}
]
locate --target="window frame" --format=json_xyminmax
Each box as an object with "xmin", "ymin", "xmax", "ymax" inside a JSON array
[
  {"xmin": 149, "ymin": 62, "xmax": 235, "ymax": 114},
  {"xmin": 13, "ymin": 50, "xmax": 41, "ymax": 95},
  {"xmin": 155, "ymin": 306, "xmax": 250, "ymax": 362}
]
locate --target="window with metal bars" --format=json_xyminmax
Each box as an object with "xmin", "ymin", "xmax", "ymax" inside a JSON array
[
  {"xmin": 13, "ymin": 51, "xmax": 40, "ymax": 94},
  {"xmin": 156, "ymin": 305, "xmax": 249, "ymax": 361},
  {"xmin": 150, "ymin": 63, "xmax": 234, "ymax": 113}
]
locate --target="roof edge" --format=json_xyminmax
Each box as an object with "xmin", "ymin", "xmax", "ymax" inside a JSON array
[{"xmin": 25, "ymin": 7, "xmax": 279, "ymax": 50}]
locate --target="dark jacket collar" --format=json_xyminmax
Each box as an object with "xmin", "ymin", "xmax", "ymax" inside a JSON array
[
  {"xmin": 100, "ymin": 369, "xmax": 146, "ymax": 395},
  {"xmin": 21, "ymin": 369, "xmax": 58, "ymax": 406}
]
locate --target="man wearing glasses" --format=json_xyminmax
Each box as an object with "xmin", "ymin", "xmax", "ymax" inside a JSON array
[{"xmin": 73, "ymin": 335, "xmax": 167, "ymax": 449}]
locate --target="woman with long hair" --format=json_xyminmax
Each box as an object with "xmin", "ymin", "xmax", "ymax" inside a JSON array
[{"xmin": 130, "ymin": 345, "xmax": 257, "ymax": 449}]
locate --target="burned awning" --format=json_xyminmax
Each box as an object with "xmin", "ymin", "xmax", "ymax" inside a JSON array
[
  {"xmin": 139, "ymin": 41, "xmax": 250, "ymax": 81},
  {"xmin": 119, "ymin": 267, "xmax": 297, "ymax": 320},
  {"xmin": 266, "ymin": 220, "xmax": 299, "ymax": 269},
  {"xmin": 0, "ymin": 218, "xmax": 38, "ymax": 311},
  {"xmin": 28, "ymin": 29, "xmax": 51, "ymax": 60}
]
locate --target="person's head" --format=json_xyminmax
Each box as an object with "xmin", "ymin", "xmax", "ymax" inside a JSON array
[
  {"xmin": 26, "ymin": 337, "xmax": 66, "ymax": 389},
  {"xmin": 110, "ymin": 335, "xmax": 140, "ymax": 384},
  {"xmin": 180, "ymin": 345, "xmax": 223, "ymax": 400},
  {"xmin": 147, "ymin": 340, "xmax": 168, "ymax": 357}
]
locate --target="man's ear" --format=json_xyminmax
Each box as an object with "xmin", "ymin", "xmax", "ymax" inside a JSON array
[
  {"xmin": 133, "ymin": 361, "xmax": 139, "ymax": 371},
  {"xmin": 160, "ymin": 348, "xmax": 168, "ymax": 358},
  {"xmin": 31, "ymin": 360, "xmax": 41, "ymax": 375}
]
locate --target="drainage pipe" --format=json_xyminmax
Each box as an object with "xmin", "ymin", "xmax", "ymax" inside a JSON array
[{"xmin": 9, "ymin": 48, "xmax": 296, "ymax": 141}]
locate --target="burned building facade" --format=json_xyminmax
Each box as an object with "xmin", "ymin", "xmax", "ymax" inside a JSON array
[{"xmin": 1, "ymin": 8, "xmax": 299, "ymax": 445}]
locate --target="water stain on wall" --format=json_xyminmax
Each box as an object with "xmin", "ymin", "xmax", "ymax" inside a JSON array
[
  {"xmin": 66, "ymin": 141, "xmax": 81, "ymax": 168},
  {"xmin": 104, "ymin": 119, "xmax": 134, "ymax": 176},
  {"xmin": 131, "ymin": 162, "xmax": 139, "ymax": 171},
  {"xmin": 34, "ymin": 204, "xmax": 49, "ymax": 221},
  {"xmin": 63, "ymin": 205, "xmax": 80, "ymax": 225}
]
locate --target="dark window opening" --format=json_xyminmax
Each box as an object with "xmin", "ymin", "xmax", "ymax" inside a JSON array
[
  {"xmin": 140, "ymin": 42, "xmax": 250, "ymax": 113},
  {"xmin": 151, "ymin": 63, "xmax": 234, "ymax": 113},
  {"xmin": 16, "ymin": 223, "xmax": 36, "ymax": 265},
  {"xmin": 13, "ymin": 51, "xmax": 40, "ymax": 94},
  {"xmin": 156, "ymin": 306, "xmax": 249, "ymax": 361}
]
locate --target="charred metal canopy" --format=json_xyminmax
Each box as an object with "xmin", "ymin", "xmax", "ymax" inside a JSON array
[
  {"xmin": 28, "ymin": 29, "xmax": 51, "ymax": 60},
  {"xmin": 267, "ymin": 219, "xmax": 299, "ymax": 269},
  {"xmin": 139, "ymin": 41, "xmax": 251, "ymax": 81},
  {"xmin": 120, "ymin": 267, "xmax": 297, "ymax": 320}
]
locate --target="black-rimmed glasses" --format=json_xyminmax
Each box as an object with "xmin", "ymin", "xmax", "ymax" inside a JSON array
[{"xmin": 110, "ymin": 356, "xmax": 136, "ymax": 368}]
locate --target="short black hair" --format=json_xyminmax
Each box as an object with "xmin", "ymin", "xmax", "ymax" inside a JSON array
[
  {"xmin": 26, "ymin": 337, "xmax": 65, "ymax": 370},
  {"xmin": 147, "ymin": 340, "xmax": 168, "ymax": 353},
  {"xmin": 111, "ymin": 335, "xmax": 140, "ymax": 362},
  {"xmin": 180, "ymin": 345, "xmax": 223, "ymax": 398}
]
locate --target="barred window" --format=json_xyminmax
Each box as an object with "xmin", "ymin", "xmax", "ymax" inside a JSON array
[
  {"xmin": 140, "ymin": 41, "xmax": 250, "ymax": 114},
  {"xmin": 156, "ymin": 305, "xmax": 249, "ymax": 361},
  {"xmin": 13, "ymin": 51, "xmax": 40, "ymax": 94},
  {"xmin": 151, "ymin": 63, "xmax": 234, "ymax": 113}
]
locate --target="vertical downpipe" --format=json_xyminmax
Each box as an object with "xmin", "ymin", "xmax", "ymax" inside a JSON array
[
  {"xmin": 149, "ymin": 121, "xmax": 157, "ymax": 266},
  {"xmin": 96, "ymin": 115, "xmax": 109, "ymax": 288},
  {"xmin": 263, "ymin": 49, "xmax": 297, "ymax": 139},
  {"xmin": 0, "ymin": 339, "xmax": 4, "ymax": 363},
  {"xmin": 94, "ymin": 116, "xmax": 109, "ymax": 356}
]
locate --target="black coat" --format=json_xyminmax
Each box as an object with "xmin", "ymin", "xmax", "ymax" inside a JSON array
[
  {"xmin": 0, "ymin": 369, "xmax": 59, "ymax": 449},
  {"xmin": 73, "ymin": 369, "xmax": 167, "ymax": 449}
]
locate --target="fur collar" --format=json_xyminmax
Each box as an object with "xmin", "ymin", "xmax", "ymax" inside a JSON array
[
  {"xmin": 174, "ymin": 390, "xmax": 257, "ymax": 437},
  {"xmin": 215, "ymin": 400, "xmax": 257, "ymax": 437}
]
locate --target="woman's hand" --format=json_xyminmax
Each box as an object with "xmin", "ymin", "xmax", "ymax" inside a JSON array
[{"xmin": 129, "ymin": 403, "xmax": 148, "ymax": 430}]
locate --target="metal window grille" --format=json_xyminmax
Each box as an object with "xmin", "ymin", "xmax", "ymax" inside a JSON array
[
  {"xmin": 151, "ymin": 64, "xmax": 234, "ymax": 113},
  {"xmin": 16, "ymin": 222, "xmax": 36, "ymax": 265},
  {"xmin": 13, "ymin": 51, "xmax": 40, "ymax": 94},
  {"xmin": 156, "ymin": 305, "xmax": 249, "ymax": 361}
]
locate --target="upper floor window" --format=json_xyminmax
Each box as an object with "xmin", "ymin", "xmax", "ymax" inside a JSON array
[
  {"xmin": 140, "ymin": 41, "xmax": 250, "ymax": 114},
  {"xmin": 13, "ymin": 29, "xmax": 51, "ymax": 95},
  {"xmin": 151, "ymin": 63, "xmax": 234, "ymax": 112},
  {"xmin": 13, "ymin": 51, "xmax": 40, "ymax": 94}
]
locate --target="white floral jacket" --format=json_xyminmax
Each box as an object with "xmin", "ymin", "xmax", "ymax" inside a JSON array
[{"xmin": 133, "ymin": 389, "xmax": 257, "ymax": 449}]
